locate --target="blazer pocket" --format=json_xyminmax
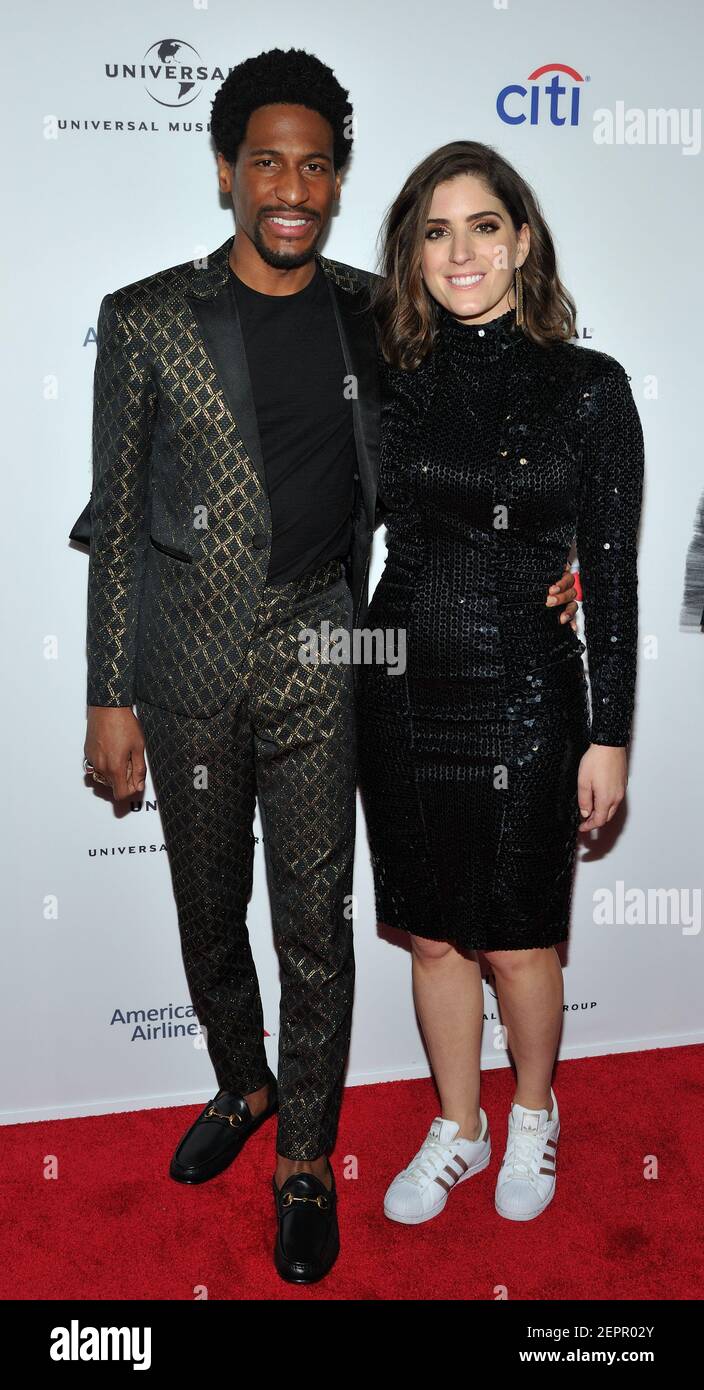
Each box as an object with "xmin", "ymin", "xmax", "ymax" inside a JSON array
[{"xmin": 149, "ymin": 534, "xmax": 192, "ymax": 564}]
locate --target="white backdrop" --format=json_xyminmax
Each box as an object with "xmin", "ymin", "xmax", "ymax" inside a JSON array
[{"xmin": 3, "ymin": 0, "xmax": 702, "ymax": 1124}]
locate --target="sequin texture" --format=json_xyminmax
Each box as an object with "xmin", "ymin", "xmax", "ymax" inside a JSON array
[{"xmin": 356, "ymin": 305, "xmax": 644, "ymax": 949}]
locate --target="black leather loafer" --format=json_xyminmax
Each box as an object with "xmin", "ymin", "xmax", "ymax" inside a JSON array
[
  {"xmin": 170, "ymin": 1069, "xmax": 278, "ymax": 1184},
  {"xmin": 273, "ymin": 1164, "xmax": 339, "ymax": 1283}
]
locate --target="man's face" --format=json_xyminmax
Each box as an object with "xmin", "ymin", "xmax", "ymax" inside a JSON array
[{"xmin": 218, "ymin": 103, "xmax": 341, "ymax": 270}]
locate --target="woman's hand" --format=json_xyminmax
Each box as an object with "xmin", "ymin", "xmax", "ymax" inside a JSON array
[{"xmin": 577, "ymin": 744, "xmax": 628, "ymax": 831}]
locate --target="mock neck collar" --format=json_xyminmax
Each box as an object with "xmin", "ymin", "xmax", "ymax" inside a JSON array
[{"xmin": 437, "ymin": 303, "xmax": 529, "ymax": 365}]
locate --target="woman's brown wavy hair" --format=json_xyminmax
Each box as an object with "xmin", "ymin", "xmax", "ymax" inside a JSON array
[{"xmin": 373, "ymin": 141, "xmax": 577, "ymax": 369}]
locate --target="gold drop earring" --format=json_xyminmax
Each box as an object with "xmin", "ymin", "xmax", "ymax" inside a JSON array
[{"xmin": 511, "ymin": 264, "xmax": 525, "ymax": 326}]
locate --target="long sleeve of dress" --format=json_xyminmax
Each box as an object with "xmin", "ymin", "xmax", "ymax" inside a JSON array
[
  {"xmin": 576, "ymin": 362, "xmax": 645, "ymax": 746},
  {"xmin": 375, "ymin": 354, "xmax": 434, "ymax": 523}
]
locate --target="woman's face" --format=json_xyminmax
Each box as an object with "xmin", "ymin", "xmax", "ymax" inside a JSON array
[{"xmin": 420, "ymin": 172, "xmax": 530, "ymax": 324}]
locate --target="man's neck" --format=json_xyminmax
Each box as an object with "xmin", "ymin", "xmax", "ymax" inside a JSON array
[{"xmin": 229, "ymin": 231, "xmax": 317, "ymax": 297}]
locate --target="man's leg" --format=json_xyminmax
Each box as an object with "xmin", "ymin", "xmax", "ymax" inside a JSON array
[
  {"xmin": 249, "ymin": 567, "xmax": 357, "ymax": 1170},
  {"xmin": 134, "ymin": 690, "xmax": 270, "ymax": 1100}
]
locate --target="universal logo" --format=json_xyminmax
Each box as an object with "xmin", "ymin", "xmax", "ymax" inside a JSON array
[{"xmin": 106, "ymin": 39, "xmax": 231, "ymax": 108}]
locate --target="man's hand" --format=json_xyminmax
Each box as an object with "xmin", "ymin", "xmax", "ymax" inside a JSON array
[
  {"xmin": 85, "ymin": 706, "xmax": 146, "ymax": 801},
  {"xmin": 577, "ymin": 745, "xmax": 628, "ymax": 831},
  {"xmin": 546, "ymin": 563, "xmax": 578, "ymax": 630}
]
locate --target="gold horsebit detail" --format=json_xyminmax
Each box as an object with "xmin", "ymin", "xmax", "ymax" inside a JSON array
[
  {"xmin": 281, "ymin": 1192, "xmax": 330, "ymax": 1209},
  {"xmin": 205, "ymin": 1103, "xmax": 244, "ymax": 1128}
]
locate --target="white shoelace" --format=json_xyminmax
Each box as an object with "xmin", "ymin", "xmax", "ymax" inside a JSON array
[
  {"xmin": 503, "ymin": 1128, "xmax": 547, "ymax": 1186},
  {"xmin": 404, "ymin": 1136, "xmax": 459, "ymax": 1187}
]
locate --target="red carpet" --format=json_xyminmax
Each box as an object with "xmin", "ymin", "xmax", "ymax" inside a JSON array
[{"xmin": 2, "ymin": 1046, "xmax": 702, "ymax": 1301}]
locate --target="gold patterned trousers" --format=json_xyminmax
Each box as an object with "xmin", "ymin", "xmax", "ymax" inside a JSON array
[{"xmin": 135, "ymin": 559, "xmax": 356, "ymax": 1159}]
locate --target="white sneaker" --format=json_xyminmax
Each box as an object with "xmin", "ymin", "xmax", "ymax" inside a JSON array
[
  {"xmin": 384, "ymin": 1112, "xmax": 491, "ymax": 1225},
  {"xmin": 494, "ymin": 1089, "xmax": 560, "ymax": 1222}
]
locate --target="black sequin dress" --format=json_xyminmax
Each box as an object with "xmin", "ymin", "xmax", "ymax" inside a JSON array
[{"xmin": 356, "ymin": 305, "xmax": 644, "ymax": 950}]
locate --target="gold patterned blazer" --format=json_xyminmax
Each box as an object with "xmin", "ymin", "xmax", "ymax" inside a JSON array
[{"xmin": 70, "ymin": 235, "xmax": 381, "ymax": 715}]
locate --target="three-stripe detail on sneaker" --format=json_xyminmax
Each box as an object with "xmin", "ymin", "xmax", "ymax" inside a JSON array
[
  {"xmin": 434, "ymin": 1154, "xmax": 470, "ymax": 1192},
  {"xmin": 538, "ymin": 1134, "xmax": 558, "ymax": 1177}
]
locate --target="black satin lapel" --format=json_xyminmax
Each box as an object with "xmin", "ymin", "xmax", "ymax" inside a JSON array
[
  {"xmin": 185, "ymin": 278, "xmax": 265, "ymax": 490},
  {"xmin": 325, "ymin": 277, "xmax": 379, "ymax": 530}
]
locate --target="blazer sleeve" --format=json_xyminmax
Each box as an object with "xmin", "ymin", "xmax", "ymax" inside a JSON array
[
  {"xmin": 86, "ymin": 293, "xmax": 157, "ymax": 706},
  {"xmin": 576, "ymin": 362, "xmax": 645, "ymax": 747}
]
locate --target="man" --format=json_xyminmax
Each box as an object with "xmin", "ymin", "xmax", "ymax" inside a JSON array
[{"xmin": 72, "ymin": 46, "xmax": 578, "ymax": 1283}]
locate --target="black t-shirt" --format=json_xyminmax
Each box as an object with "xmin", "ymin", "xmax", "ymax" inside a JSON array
[{"xmin": 229, "ymin": 261, "xmax": 357, "ymax": 584}]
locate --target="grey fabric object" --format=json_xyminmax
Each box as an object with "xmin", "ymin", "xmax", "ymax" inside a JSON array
[{"xmin": 679, "ymin": 490, "xmax": 704, "ymax": 630}]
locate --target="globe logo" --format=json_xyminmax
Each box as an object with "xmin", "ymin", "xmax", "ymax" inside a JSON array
[{"xmin": 142, "ymin": 39, "xmax": 204, "ymax": 108}]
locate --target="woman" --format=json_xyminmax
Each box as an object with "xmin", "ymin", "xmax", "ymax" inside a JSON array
[{"xmin": 357, "ymin": 142, "xmax": 644, "ymax": 1224}]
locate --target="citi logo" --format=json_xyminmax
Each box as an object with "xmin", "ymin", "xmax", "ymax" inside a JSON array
[
  {"xmin": 50, "ymin": 1320, "xmax": 151, "ymax": 1369},
  {"xmin": 497, "ymin": 63, "xmax": 587, "ymax": 127}
]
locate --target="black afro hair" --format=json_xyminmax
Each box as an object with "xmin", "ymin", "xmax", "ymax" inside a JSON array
[{"xmin": 210, "ymin": 47, "xmax": 354, "ymax": 172}]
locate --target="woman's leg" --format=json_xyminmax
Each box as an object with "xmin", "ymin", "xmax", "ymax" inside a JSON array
[
  {"xmin": 483, "ymin": 947, "xmax": 563, "ymax": 1112},
  {"xmin": 409, "ymin": 935, "xmax": 484, "ymax": 1139}
]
